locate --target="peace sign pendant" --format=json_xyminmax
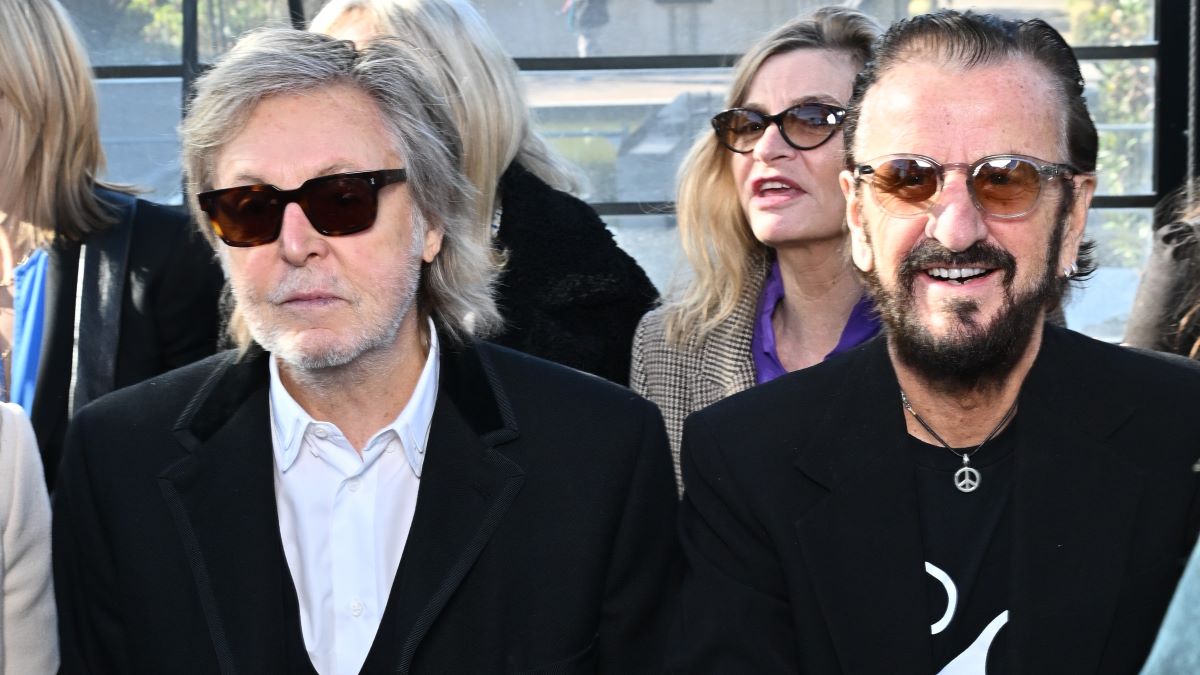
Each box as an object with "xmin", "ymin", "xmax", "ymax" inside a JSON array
[{"xmin": 954, "ymin": 466, "xmax": 980, "ymax": 493}]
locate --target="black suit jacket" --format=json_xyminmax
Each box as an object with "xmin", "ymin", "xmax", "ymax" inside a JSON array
[
  {"xmin": 669, "ymin": 325, "xmax": 1200, "ymax": 673},
  {"xmin": 54, "ymin": 340, "xmax": 679, "ymax": 673},
  {"xmin": 32, "ymin": 192, "xmax": 223, "ymax": 487}
]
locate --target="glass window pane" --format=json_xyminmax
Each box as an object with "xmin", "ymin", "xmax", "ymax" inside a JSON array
[
  {"xmin": 97, "ymin": 78, "xmax": 184, "ymax": 204},
  {"xmin": 198, "ymin": 0, "xmax": 293, "ymax": 62},
  {"xmin": 63, "ymin": 0, "xmax": 294, "ymax": 66},
  {"xmin": 477, "ymin": 0, "xmax": 1153, "ymax": 59},
  {"xmin": 605, "ymin": 214, "xmax": 682, "ymax": 294},
  {"xmin": 62, "ymin": 0, "xmax": 185, "ymax": 66},
  {"xmin": 528, "ymin": 69, "xmax": 730, "ymax": 203},
  {"xmin": 1065, "ymin": 208, "xmax": 1153, "ymax": 341},
  {"xmin": 1085, "ymin": 59, "xmax": 1154, "ymax": 196}
]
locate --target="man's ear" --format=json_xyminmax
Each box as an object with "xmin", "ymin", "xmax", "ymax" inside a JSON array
[
  {"xmin": 841, "ymin": 169, "xmax": 874, "ymax": 272},
  {"xmin": 1059, "ymin": 173, "xmax": 1096, "ymax": 273},
  {"xmin": 422, "ymin": 225, "xmax": 443, "ymax": 264}
]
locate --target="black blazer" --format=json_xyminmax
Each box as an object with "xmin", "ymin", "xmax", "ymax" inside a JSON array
[
  {"xmin": 491, "ymin": 163, "xmax": 658, "ymax": 386},
  {"xmin": 32, "ymin": 191, "xmax": 223, "ymax": 487},
  {"xmin": 54, "ymin": 340, "xmax": 679, "ymax": 673},
  {"xmin": 669, "ymin": 325, "xmax": 1200, "ymax": 673}
]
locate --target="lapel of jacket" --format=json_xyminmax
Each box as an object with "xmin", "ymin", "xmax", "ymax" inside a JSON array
[
  {"xmin": 157, "ymin": 348, "xmax": 293, "ymax": 675},
  {"xmin": 69, "ymin": 188, "xmax": 135, "ymax": 414},
  {"xmin": 1007, "ymin": 325, "xmax": 1143, "ymax": 671},
  {"xmin": 30, "ymin": 240, "xmax": 74, "ymax": 459},
  {"xmin": 34, "ymin": 192, "xmax": 135, "ymax": 420},
  {"xmin": 696, "ymin": 259, "xmax": 765, "ymax": 409},
  {"xmin": 34, "ymin": 240, "xmax": 68, "ymax": 407},
  {"xmin": 790, "ymin": 338, "xmax": 932, "ymax": 672},
  {"xmin": 386, "ymin": 340, "xmax": 525, "ymax": 673}
]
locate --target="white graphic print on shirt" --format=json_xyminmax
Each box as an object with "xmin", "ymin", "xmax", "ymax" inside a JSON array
[{"xmin": 927, "ymin": 561, "xmax": 1008, "ymax": 674}]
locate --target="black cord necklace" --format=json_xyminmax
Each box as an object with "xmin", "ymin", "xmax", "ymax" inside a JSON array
[{"xmin": 900, "ymin": 390, "xmax": 1018, "ymax": 493}]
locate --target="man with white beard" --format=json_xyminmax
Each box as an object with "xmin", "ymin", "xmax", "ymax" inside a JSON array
[{"xmin": 53, "ymin": 28, "xmax": 677, "ymax": 674}]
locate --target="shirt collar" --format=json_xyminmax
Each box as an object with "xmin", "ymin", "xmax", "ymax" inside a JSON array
[
  {"xmin": 750, "ymin": 258, "xmax": 882, "ymax": 385},
  {"xmin": 268, "ymin": 318, "xmax": 441, "ymax": 477}
]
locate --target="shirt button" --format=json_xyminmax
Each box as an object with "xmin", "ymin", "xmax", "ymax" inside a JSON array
[
  {"xmin": 313, "ymin": 426, "xmax": 328, "ymax": 439},
  {"xmin": 350, "ymin": 600, "xmax": 364, "ymax": 617},
  {"xmin": 347, "ymin": 479, "xmax": 361, "ymax": 492}
]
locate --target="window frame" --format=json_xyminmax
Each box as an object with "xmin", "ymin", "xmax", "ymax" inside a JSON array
[{"xmin": 89, "ymin": 0, "xmax": 1195, "ymax": 215}]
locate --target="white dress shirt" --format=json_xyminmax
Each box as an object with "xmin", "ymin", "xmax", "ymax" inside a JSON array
[{"xmin": 270, "ymin": 326, "xmax": 439, "ymax": 675}]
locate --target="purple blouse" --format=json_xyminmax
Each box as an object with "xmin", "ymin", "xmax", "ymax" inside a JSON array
[{"xmin": 750, "ymin": 259, "xmax": 882, "ymax": 384}]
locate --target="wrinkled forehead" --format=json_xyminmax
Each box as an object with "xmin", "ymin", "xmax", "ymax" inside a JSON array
[
  {"xmin": 210, "ymin": 85, "xmax": 401, "ymax": 191},
  {"xmin": 853, "ymin": 55, "xmax": 1066, "ymax": 164}
]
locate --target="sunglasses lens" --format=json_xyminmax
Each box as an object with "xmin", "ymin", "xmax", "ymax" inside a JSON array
[
  {"xmin": 304, "ymin": 175, "xmax": 379, "ymax": 236},
  {"xmin": 868, "ymin": 158, "xmax": 940, "ymax": 215},
  {"xmin": 206, "ymin": 186, "xmax": 285, "ymax": 247},
  {"xmin": 971, "ymin": 157, "xmax": 1041, "ymax": 216},
  {"xmin": 198, "ymin": 173, "xmax": 389, "ymax": 247},
  {"xmin": 781, "ymin": 105, "xmax": 840, "ymax": 149},
  {"xmin": 714, "ymin": 110, "xmax": 766, "ymax": 152}
]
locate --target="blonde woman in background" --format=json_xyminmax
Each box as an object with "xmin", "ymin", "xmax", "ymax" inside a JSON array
[
  {"xmin": 631, "ymin": 8, "xmax": 882, "ymax": 489},
  {"xmin": 310, "ymin": 0, "xmax": 658, "ymax": 385},
  {"xmin": 0, "ymin": 402, "xmax": 56, "ymax": 672},
  {"xmin": 0, "ymin": 0, "xmax": 224, "ymax": 487}
]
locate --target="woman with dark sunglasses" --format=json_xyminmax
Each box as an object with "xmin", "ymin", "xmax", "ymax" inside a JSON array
[
  {"xmin": 310, "ymin": 0, "xmax": 657, "ymax": 386},
  {"xmin": 0, "ymin": 0, "xmax": 224, "ymax": 489},
  {"xmin": 631, "ymin": 7, "xmax": 882, "ymax": 492}
]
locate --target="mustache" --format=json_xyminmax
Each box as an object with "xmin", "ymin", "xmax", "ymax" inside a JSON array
[{"xmin": 899, "ymin": 240, "xmax": 1017, "ymax": 290}]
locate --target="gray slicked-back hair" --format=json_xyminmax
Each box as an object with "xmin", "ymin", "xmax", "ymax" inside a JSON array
[{"xmin": 181, "ymin": 28, "xmax": 500, "ymax": 349}]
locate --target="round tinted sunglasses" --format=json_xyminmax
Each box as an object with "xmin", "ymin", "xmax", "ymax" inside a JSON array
[
  {"xmin": 711, "ymin": 103, "xmax": 846, "ymax": 153},
  {"xmin": 196, "ymin": 169, "xmax": 408, "ymax": 247},
  {"xmin": 853, "ymin": 154, "xmax": 1081, "ymax": 219}
]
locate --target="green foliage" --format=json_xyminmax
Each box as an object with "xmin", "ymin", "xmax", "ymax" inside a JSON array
[
  {"xmin": 128, "ymin": 0, "xmax": 182, "ymax": 48},
  {"xmin": 1068, "ymin": 0, "xmax": 1151, "ymax": 45},
  {"xmin": 63, "ymin": 0, "xmax": 283, "ymax": 64}
]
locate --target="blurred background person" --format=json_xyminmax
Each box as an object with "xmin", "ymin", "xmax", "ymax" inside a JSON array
[
  {"xmin": 631, "ymin": 7, "xmax": 882, "ymax": 487},
  {"xmin": 0, "ymin": 402, "xmax": 56, "ymax": 672},
  {"xmin": 310, "ymin": 0, "xmax": 657, "ymax": 385},
  {"xmin": 560, "ymin": 0, "xmax": 609, "ymax": 57},
  {"xmin": 0, "ymin": 0, "xmax": 224, "ymax": 486},
  {"xmin": 1123, "ymin": 180, "xmax": 1200, "ymax": 356}
]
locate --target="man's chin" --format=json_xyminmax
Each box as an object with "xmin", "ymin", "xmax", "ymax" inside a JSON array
[
  {"xmin": 889, "ymin": 299, "xmax": 1044, "ymax": 396},
  {"xmin": 281, "ymin": 346, "xmax": 362, "ymax": 372},
  {"xmin": 256, "ymin": 329, "xmax": 365, "ymax": 373}
]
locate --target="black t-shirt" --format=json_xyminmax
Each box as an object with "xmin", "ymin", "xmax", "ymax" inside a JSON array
[{"xmin": 911, "ymin": 422, "xmax": 1017, "ymax": 673}]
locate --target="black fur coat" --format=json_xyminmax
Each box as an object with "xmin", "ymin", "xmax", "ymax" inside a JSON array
[{"xmin": 490, "ymin": 163, "xmax": 658, "ymax": 385}]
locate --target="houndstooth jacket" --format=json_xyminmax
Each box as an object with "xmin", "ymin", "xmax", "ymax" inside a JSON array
[{"xmin": 630, "ymin": 261, "xmax": 767, "ymax": 492}]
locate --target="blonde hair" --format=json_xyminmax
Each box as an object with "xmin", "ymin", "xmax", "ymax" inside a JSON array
[
  {"xmin": 310, "ymin": 0, "xmax": 580, "ymax": 228},
  {"xmin": 0, "ymin": 0, "xmax": 129, "ymax": 247},
  {"xmin": 664, "ymin": 7, "xmax": 881, "ymax": 346},
  {"xmin": 181, "ymin": 28, "xmax": 501, "ymax": 348}
]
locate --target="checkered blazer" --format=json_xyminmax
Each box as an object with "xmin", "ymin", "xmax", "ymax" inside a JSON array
[{"xmin": 630, "ymin": 261, "xmax": 767, "ymax": 492}]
